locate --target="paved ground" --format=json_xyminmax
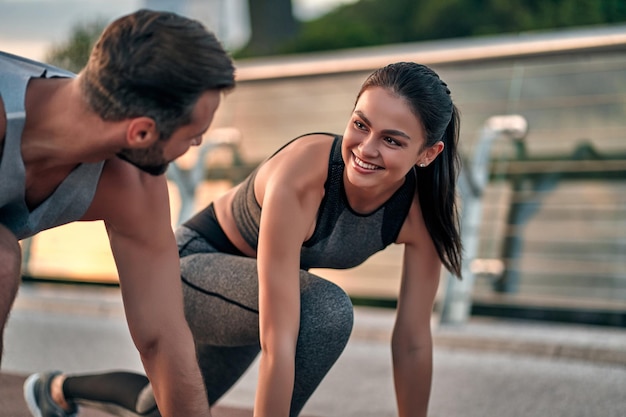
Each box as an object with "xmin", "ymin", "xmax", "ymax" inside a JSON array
[{"xmin": 2, "ymin": 281, "xmax": 626, "ymax": 417}]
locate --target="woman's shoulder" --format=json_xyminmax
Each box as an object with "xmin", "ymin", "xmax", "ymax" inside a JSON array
[
  {"xmin": 272, "ymin": 132, "xmax": 337, "ymax": 164},
  {"xmin": 293, "ymin": 132, "xmax": 339, "ymax": 140},
  {"xmin": 284, "ymin": 132, "xmax": 339, "ymax": 151},
  {"xmin": 256, "ymin": 133, "xmax": 337, "ymax": 195},
  {"xmin": 395, "ymin": 193, "xmax": 428, "ymax": 245}
]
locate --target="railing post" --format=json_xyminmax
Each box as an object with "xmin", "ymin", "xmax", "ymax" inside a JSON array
[
  {"xmin": 439, "ymin": 115, "xmax": 528, "ymax": 324},
  {"xmin": 167, "ymin": 128, "xmax": 242, "ymax": 225}
]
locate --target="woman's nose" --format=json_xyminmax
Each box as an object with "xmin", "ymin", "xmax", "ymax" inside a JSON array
[{"xmin": 359, "ymin": 134, "xmax": 378, "ymax": 157}]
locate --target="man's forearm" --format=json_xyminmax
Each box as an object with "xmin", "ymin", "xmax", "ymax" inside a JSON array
[{"xmin": 142, "ymin": 332, "xmax": 211, "ymax": 417}]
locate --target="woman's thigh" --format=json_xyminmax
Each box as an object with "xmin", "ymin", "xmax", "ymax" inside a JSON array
[
  {"xmin": 181, "ymin": 252, "xmax": 261, "ymax": 346},
  {"xmin": 180, "ymin": 252, "xmax": 354, "ymax": 347}
]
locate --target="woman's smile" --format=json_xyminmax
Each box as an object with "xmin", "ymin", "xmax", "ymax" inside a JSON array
[{"xmin": 353, "ymin": 154, "xmax": 382, "ymax": 171}]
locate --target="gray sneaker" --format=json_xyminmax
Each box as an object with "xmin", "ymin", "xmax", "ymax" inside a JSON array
[{"xmin": 23, "ymin": 372, "xmax": 78, "ymax": 417}]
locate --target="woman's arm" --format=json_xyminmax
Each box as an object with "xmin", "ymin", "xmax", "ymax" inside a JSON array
[
  {"xmin": 254, "ymin": 185, "xmax": 303, "ymax": 416},
  {"xmin": 253, "ymin": 138, "xmax": 329, "ymax": 417},
  {"xmin": 392, "ymin": 204, "xmax": 443, "ymax": 417}
]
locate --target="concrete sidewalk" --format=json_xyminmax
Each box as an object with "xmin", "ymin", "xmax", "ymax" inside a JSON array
[{"xmin": 3, "ymin": 282, "xmax": 626, "ymax": 417}]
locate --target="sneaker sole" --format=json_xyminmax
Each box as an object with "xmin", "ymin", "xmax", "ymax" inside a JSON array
[{"xmin": 23, "ymin": 373, "xmax": 44, "ymax": 417}]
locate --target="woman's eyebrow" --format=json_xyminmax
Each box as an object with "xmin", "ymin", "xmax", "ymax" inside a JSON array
[
  {"xmin": 382, "ymin": 129, "xmax": 411, "ymax": 140},
  {"xmin": 355, "ymin": 110, "xmax": 411, "ymax": 140}
]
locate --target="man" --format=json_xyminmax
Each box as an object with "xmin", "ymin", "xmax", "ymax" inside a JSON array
[{"xmin": 0, "ymin": 9, "xmax": 235, "ymax": 417}]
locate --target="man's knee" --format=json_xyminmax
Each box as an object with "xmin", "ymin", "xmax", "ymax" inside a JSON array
[{"xmin": 0, "ymin": 225, "xmax": 22, "ymax": 313}]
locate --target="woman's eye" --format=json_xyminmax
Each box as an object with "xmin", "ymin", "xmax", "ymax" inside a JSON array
[
  {"xmin": 354, "ymin": 120, "xmax": 366, "ymax": 130},
  {"xmin": 384, "ymin": 137, "xmax": 400, "ymax": 146}
]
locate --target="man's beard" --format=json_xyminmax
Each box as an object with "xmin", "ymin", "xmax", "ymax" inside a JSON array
[{"xmin": 116, "ymin": 145, "xmax": 169, "ymax": 176}]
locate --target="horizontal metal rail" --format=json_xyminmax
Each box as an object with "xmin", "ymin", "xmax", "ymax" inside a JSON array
[{"xmin": 491, "ymin": 159, "xmax": 626, "ymax": 176}]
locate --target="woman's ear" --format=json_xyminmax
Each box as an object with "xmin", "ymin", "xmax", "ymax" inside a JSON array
[
  {"xmin": 419, "ymin": 141, "xmax": 445, "ymax": 167},
  {"xmin": 125, "ymin": 117, "xmax": 158, "ymax": 149}
]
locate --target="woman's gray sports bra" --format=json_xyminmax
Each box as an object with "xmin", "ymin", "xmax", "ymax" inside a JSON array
[{"xmin": 230, "ymin": 133, "xmax": 416, "ymax": 270}]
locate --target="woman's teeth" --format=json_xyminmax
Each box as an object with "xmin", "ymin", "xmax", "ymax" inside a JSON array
[{"xmin": 355, "ymin": 156, "xmax": 379, "ymax": 170}]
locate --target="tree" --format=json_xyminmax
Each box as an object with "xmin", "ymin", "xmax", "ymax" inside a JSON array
[
  {"xmin": 236, "ymin": 0, "xmax": 299, "ymax": 57},
  {"xmin": 45, "ymin": 20, "xmax": 106, "ymax": 73},
  {"xmin": 276, "ymin": 0, "xmax": 626, "ymax": 56}
]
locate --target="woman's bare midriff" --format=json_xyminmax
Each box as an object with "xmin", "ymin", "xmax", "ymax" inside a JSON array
[{"xmin": 212, "ymin": 184, "xmax": 258, "ymax": 258}]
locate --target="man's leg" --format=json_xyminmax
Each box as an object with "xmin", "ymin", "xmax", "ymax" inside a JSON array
[
  {"xmin": 24, "ymin": 371, "xmax": 157, "ymax": 417},
  {"xmin": 0, "ymin": 224, "xmax": 21, "ymax": 364}
]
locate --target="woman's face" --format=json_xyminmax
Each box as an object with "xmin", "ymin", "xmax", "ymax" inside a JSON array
[{"xmin": 342, "ymin": 86, "xmax": 429, "ymax": 192}]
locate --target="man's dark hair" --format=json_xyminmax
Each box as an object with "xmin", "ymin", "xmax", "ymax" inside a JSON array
[{"xmin": 80, "ymin": 9, "xmax": 236, "ymax": 139}]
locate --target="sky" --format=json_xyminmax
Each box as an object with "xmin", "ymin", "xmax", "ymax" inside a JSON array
[
  {"xmin": 295, "ymin": 0, "xmax": 357, "ymax": 19},
  {"xmin": 0, "ymin": 0, "xmax": 358, "ymax": 60}
]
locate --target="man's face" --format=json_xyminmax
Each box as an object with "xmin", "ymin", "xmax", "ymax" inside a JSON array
[{"xmin": 117, "ymin": 90, "xmax": 222, "ymax": 176}]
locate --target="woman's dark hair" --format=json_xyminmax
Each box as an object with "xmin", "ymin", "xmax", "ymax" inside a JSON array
[
  {"xmin": 79, "ymin": 9, "xmax": 236, "ymax": 140},
  {"xmin": 356, "ymin": 62, "xmax": 463, "ymax": 277}
]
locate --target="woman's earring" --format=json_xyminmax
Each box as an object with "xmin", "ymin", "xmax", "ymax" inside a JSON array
[{"xmin": 419, "ymin": 163, "xmax": 426, "ymax": 168}]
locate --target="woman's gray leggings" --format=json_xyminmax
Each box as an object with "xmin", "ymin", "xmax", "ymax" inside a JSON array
[{"xmin": 63, "ymin": 227, "xmax": 354, "ymax": 417}]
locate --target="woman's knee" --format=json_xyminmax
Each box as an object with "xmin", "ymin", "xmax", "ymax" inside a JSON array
[
  {"xmin": 322, "ymin": 281, "xmax": 354, "ymax": 338},
  {"xmin": 300, "ymin": 275, "xmax": 354, "ymax": 345}
]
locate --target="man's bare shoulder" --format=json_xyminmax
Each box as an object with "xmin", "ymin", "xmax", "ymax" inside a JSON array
[{"xmin": 84, "ymin": 157, "xmax": 171, "ymax": 227}]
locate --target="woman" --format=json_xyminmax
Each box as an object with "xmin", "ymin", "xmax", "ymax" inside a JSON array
[{"xmin": 24, "ymin": 61, "xmax": 462, "ymax": 417}]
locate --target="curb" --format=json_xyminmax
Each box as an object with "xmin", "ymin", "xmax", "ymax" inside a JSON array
[
  {"xmin": 433, "ymin": 333, "xmax": 626, "ymax": 366},
  {"xmin": 350, "ymin": 308, "xmax": 626, "ymax": 367}
]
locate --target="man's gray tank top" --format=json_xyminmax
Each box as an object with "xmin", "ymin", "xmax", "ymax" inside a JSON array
[
  {"xmin": 0, "ymin": 51, "xmax": 104, "ymax": 240},
  {"xmin": 228, "ymin": 133, "xmax": 416, "ymax": 270}
]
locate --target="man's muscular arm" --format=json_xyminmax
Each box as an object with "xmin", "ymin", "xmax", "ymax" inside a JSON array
[{"xmin": 84, "ymin": 159, "xmax": 210, "ymax": 417}]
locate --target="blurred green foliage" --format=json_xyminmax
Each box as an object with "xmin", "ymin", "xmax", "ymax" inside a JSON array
[
  {"xmin": 45, "ymin": 19, "xmax": 106, "ymax": 73},
  {"xmin": 275, "ymin": 0, "xmax": 626, "ymax": 55},
  {"xmin": 46, "ymin": 0, "xmax": 626, "ymax": 63}
]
